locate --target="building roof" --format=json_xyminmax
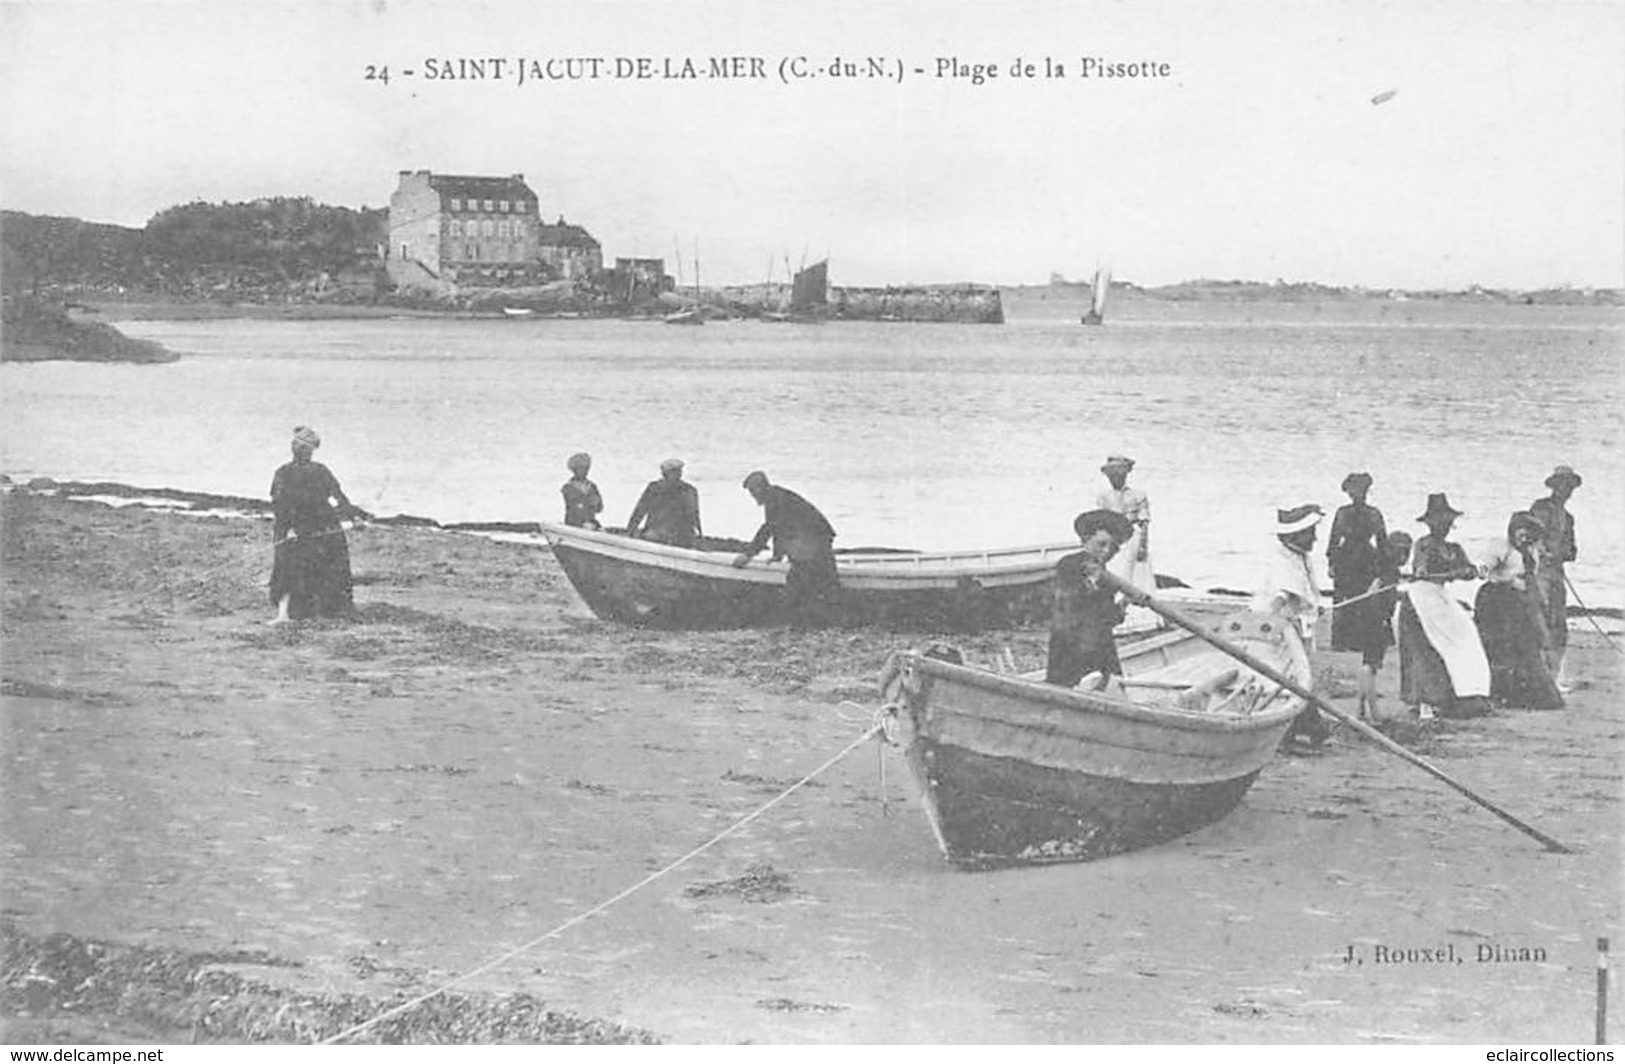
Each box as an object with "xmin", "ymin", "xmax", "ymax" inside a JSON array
[
  {"xmin": 536, "ymin": 222, "xmax": 600, "ymax": 249},
  {"xmin": 426, "ymin": 173, "xmax": 537, "ymax": 202}
]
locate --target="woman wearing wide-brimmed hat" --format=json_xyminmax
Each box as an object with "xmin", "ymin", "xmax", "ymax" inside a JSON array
[
  {"xmin": 1254, "ymin": 503, "xmax": 1331, "ymax": 744},
  {"xmin": 269, "ymin": 426, "xmax": 367, "ymax": 623},
  {"xmin": 1529, "ymin": 465, "xmax": 1582, "ymax": 691},
  {"xmin": 1095, "ymin": 455, "xmax": 1152, "ymax": 590},
  {"xmin": 1474, "ymin": 510, "xmax": 1563, "ymax": 711},
  {"xmin": 1395, "ymin": 493, "xmax": 1492, "ymax": 721},
  {"xmin": 1326, "ymin": 472, "xmax": 1388, "ymax": 653}
]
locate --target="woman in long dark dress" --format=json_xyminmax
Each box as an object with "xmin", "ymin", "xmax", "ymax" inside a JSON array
[
  {"xmin": 269, "ymin": 426, "xmax": 364, "ymax": 622},
  {"xmin": 1474, "ymin": 511, "xmax": 1563, "ymax": 710},
  {"xmin": 1327, "ymin": 472, "xmax": 1388, "ymax": 652}
]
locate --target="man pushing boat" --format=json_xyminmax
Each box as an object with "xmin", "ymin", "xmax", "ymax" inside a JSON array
[{"xmin": 732, "ymin": 471, "xmax": 839, "ymax": 627}]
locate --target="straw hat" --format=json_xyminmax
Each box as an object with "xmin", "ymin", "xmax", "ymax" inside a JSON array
[
  {"xmin": 291, "ymin": 426, "xmax": 320, "ymax": 450},
  {"xmin": 1545, "ymin": 465, "xmax": 1582, "ymax": 489},
  {"xmin": 1100, "ymin": 455, "xmax": 1135, "ymax": 474},
  {"xmin": 1340, "ymin": 471, "xmax": 1373, "ymax": 493},
  {"xmin": 1073, "ymin": 509, "xmax": 1134, "ymax": 542},
  {"xmin": 1275, "ymin": 504, "xmax": 1324, "ymax": 534},
  {"xmin": 1416, "ymin": 493, "xmax": 1463, "ymax": 523}
]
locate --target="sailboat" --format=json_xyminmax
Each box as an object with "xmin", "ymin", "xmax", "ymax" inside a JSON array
[
  {"xmin": 664, "ymin": 238, "xmax": 706, "ymax": 325},
  {"xmin": 1081, "ymin": 264, "xmax": 1111, "ymax": 326}
]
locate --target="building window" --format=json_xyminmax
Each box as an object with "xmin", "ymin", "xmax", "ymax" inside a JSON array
[
  {"xmin": 482, "ymin": 219, "xmax": 494, "ymax": 237},
  {"xmin": 513, "ymin": 200, "xmax": 526, "ymax": 213},
  {"xmin": 499, "ymin": 200, "xmax": 509, "ymax": 212},
  {"xmin": 449, "ymin": 221, "xmax": 461, "ymax": 237},
  {"xmin": 399, "ymin": 243, "xmax": 409, "ymax": 260},
  {"xmin": 482, "ymin": 199, "xmax": 492, "ymax": 212},
  {"xmin": 449, "ymin": 198, "xmax": 461, "ymax": 212}
]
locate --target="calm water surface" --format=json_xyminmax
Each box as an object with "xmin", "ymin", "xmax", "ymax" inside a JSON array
[{"xmin": 4, "ymin": 299, "xmax": 1620, "ymax": 603}]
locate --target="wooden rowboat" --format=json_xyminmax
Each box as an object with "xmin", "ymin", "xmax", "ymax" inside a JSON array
[
  {"xmin": 878, "ymin": 608, "xmax": 1310, "ymax": 867},
  {"xmin": 538, "ymin": 522, "xmax": 1079, "ymax": 630}
]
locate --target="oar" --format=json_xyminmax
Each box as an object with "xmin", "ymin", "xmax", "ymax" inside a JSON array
[{"xmin": 1103, "ymin": 572, "xmax": 1572, "ymax": 855}]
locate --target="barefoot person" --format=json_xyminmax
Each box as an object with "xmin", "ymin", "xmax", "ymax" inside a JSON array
[
  {"xmin": 1046, "ymin": 509, "xmax": 1134, "ymax": 689},
  {"xmin": 1347, "ymin": 530, "xmax": 1412, "ymax": 721},
  {"xmin": 1396, "ymin": 493, "xmax": 1492, "ymax": 721},
  {"xmin": 1255, "ymin": 504, "xmax": 1330, "ymax": 744},
  {"xmin": 1529, "ymin": 465, "xmax": 1582, "ymax": 692},
  {"xmin": 1475, "ymin": 510, "xmax": 1563, "ymax": 710},
  {"xmin": 269, "ymin": 426, "xmax": 367, "ymax": 623},
  {"xmin": 560, "ymin": 452, "xmax": 603, "ymax": 529}
]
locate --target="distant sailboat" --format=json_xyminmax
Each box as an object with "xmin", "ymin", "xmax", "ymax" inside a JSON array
[
  {"xmin": 1081, "ymin": 265, "xmax": 1111, "ymax": 326},
  {"xmin": 665, "ymin": 238, "xmax": 706, "ymax": 325}
]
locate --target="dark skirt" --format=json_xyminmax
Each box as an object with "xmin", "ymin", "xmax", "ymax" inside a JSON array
[
  {"xmin": 269, "ymin": 527, "xmax": 354, "ymax": 620},
  {"xmin": 1045, "ymin": 634, "xmax": 1122, "ymax": 687},
  {"xmin": 1532, "ymin": 566, "xmax": 1568, "ymax": 652},
  {"xmin": 1330, "ymin": 552, "xmax": 1380, "ymax": 652},
  {"xmin": 1474, "ymin": 583, "xmax": 1563, "ymax": 710},
  {"xmin": 1396, "ymin": 601, "xmax": 1490, "ymax": 717}
]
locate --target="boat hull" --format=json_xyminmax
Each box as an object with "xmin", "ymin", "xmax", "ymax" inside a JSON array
[
  {"xmin": 545, "ymin": 526, "xmax": 1061, "ymax": 630},
  {"xmin": 884, "ymin": 611, "xmax": 1308, "ymax": 867}
]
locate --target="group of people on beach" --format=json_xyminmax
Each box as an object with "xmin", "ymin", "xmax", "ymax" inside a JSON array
[
  {"xmin": 561, "ymin": 452, "xmax": 842, "ymax": 625},
  {"xmin": 267, "ymin": 427, "xmax": 1585, "ymax": 743},
  {"xmin": 1040, "ymin": 458, "xmax": 1585, "ymax": 747}
]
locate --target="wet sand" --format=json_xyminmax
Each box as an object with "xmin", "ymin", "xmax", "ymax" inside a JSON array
[{"xmin": 1, "ymin": 491, "xmax": 1619, "ymax": 1043}]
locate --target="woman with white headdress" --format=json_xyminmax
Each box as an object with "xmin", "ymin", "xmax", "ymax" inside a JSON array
[{"xmin": 269, "ymin": 426, "xmax": 366, "ymax": 623}]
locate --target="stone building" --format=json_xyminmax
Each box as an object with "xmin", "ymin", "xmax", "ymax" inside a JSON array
[
  {"xmin": 386, "ymin": 170, "xmax": 548, "ymax": 290},
  {"xmin": 535, "ymin": 218, "xmax": 603, "ymax": 281}
]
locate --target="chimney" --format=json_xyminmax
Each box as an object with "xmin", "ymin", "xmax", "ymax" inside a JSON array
[{"xmin": 512, "ymin": 173, "xmax": 525, "ymax": 182}]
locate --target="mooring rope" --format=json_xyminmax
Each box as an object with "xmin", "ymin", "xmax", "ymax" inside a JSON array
[
  {"xmin": 319, "ymin": 719, "xmax": 885, "ymax": 1045},
  {"xmin": 1565, "ymin": 573, "xmax": 1625, "ymax": 656}
]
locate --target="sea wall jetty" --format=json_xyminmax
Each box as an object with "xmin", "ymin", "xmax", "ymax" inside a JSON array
[{"xmin": 827, "ymin": 283, "xmax": 1004, "ymax": 324}]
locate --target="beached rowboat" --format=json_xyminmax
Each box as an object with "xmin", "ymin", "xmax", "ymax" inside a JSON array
[
  {"xmin": 538, "ymin": 522, "xmax": 1080, "ymax": 630},
  {"xmin": 878, "ymin": 608, "xmax": 1310, "ymax": 867}
]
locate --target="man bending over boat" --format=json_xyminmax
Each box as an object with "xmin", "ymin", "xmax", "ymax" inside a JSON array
[
  {"xmin": 1046, "ymin": 509, "xmax": 1134, "ymax": 689},
  {"xmin": 733, "ymin": 470, "xmax": 839, "ymax": 627}
]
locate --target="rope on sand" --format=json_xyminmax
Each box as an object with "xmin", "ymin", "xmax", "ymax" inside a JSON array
[
  {"xmin": 320, "ymin": 720, "xmax": 884, "ymax": 1045},
  {"xmin": 1565, "ymin": 573, "xmax": 1625, "ymax": 656}
]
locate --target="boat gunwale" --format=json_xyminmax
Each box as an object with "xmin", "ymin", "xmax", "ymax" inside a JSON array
[
  {"xmin": 539, "ymin": 521, "xmax": 1078, "ymax": 576},
  {"xmin": 900, "ymin": 643, "xmax": 1307, "ymax": 736}
]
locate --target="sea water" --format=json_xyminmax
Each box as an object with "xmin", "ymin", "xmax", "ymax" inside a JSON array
[{"xmin": 3, "ymin": 298, "xmax": 1620, "ymax": 606}]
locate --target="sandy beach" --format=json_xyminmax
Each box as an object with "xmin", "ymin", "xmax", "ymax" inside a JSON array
[{"xmin": 1, "ymin": 490, "xmax": 1618, "ymax": 1044}]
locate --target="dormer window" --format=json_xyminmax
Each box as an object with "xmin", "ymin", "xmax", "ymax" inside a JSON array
[
  {"xmin": 499, "ymin": 200, "xmax": 509, "ymax": 213},
  {"xmin": 483, "ymin": 199, "xmax": 494, "ymax": 212}
]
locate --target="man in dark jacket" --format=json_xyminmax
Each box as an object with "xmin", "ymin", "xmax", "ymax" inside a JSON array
[
  {"xmin": 627, "ymin": 458, "xmax": 702, "ymax": 548},
  {"xmin": 732, "ymin": 470, "xmax": 838, "ymax": 626}
]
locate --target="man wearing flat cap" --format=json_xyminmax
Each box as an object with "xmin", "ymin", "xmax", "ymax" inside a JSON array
[
  {"xmin": 1046, "ymin": 509, "xmax": 1134, "ymax": 689},
  {"xmin": 733, "ymin": 471, "xmax": 839, "ymax": 627},
  {"xmin": 1529, "ymin": 465, "xmax": 1582, "ymax": 691},
  {"xmin": 627, "ymin": 458, "xmax": 702, "ymax": 548}
]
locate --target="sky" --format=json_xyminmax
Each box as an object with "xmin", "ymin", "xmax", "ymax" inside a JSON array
[{"xmin": 1, "ymin": 0, "xmax": 1622, "ymax": 290}]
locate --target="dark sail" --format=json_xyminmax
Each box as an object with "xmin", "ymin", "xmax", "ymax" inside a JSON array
[{"xmin": 790, "ymin": 259, "xmax": 829, "ymax": 308}]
